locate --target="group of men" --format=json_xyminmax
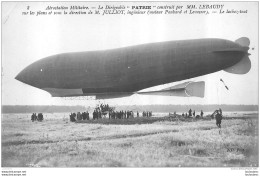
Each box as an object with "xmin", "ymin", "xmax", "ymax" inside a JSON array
[
  {"xmin": 92, "ymin": 103, "xmax": 115, "ymax": 119},
  {"xmin": 180, "ymin": 109, "xmax": 204, "ymax": 118},
  {"xmin": 71, "ymin": 104, "xmax": 153, "ymax": 121},
  {"xmin": 70, "ymin": 110, "xmax": 154, "ymax": 121},
  {"xmin": 188, "ymin": 109, "xmax": 204, "ymax": 118},
  {"xmin": 99, "ymin": 103, "xmax": 111, "ymax": 112},
  {"xmin": 109, "ymin": 110, "xmax": 134, "ymax": 119},
  {"xmin": 142, "ymin": 111, "xmax": 152, "ymax": 117},
  {"xmin": 69, "ymin": 106, "xmax": 223, "ymax": 129},
  {"xmin": 178, "ymin": 108, "xmax": 223, "ymax": 128},
  {"xmin": 70, "ymin": 111, "xmax": 90, "ymax": 122},
  {"xmin": 93, "ymin": 109, "xmax": 102, "ymax": 120},
  {"xmin": 69, "ymin": 107, "xmax": 154, "ymax": 122},
  {"xmin": 31, "ymin": 113, "xmax": 44, "ymax": 122}
]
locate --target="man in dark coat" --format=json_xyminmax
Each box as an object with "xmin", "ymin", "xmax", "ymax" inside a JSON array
[
  {"xmin": 93, "ymin": 110, "xmax": 96, "ymax": 120},
  {"xmin": 200, "ymin": 110, "xmax": 204, "ymax": 118},
  {"xmin": 77, "ymin": 112, "xmax": 82, "ymax": 121},
  {"xmin": 86, "ymin": 111, "xmax": 89, "ymax": 120},
  {"xmin": 188, "ymin": 109, "xmax": 192, "ymax": 117},
  {"xmin": 82, "ymin": 112, "xmax": 86, "ymax": 120},
  {"xmin": 38, "ymin": 113, "xmax": 43, "ymax": 121},
  {"xmin": 70, "ymin": 113, "xmax": 76, "ymax": 122},
  {"xmin": 31, "ymin": 113, "xmax": 35, "ymax": 122},
  {"xmin": 215, "ymin": 110, "xmax": 222, "ymax": 128}
]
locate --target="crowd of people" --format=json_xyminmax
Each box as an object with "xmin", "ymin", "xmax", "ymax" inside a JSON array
[
  {"xmin": 69, "ymin": 104, "xmax": 154, "ymax": 122},
  {"xmin": 32, "ymin": 105, "xmax": 223, "ymax": 130},
  {"xmin": 70, "ymin": 111, "xmax": 90, "ymax": 122},
  {"xmin": 178, "ymin": 109, "xmax": 204, "ymax": 118},
  {"xmin": 142, "ymin": 111, "xmax": 152, "ymax": 117},
  {"xmin": 92, "ymin": 110, "xmax": 102, "ymax": 120},
  {"xmin": 69, "ymin": 110, "xmax": 154, "ymax": 122},
  {"xmin": 31, "ymin": 113, "xmax": 44, "ymax": 122},
  {"xmin": 109, "ymin": 110, "xmax": 134, "ymax": 119},
  {"xmin": 98, "ymin": 103, "xmax": 112, "ymax": 112},
  {"xmin": 177, "ymin": 108, "xmax": 223, "ymax": 128},
  {"xmin": 93, "ymin": 103, "xmax": 114, "ymax": 119}
]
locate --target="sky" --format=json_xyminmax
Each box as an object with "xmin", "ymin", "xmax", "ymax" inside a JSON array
[{"xmin": 1, "ymin": 2, "xmax": 259, "ymax": 106}]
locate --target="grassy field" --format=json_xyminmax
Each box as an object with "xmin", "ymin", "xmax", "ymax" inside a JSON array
[{"xmin": 1, "ymin": 113, "xmax": 258, "ymax": 167}]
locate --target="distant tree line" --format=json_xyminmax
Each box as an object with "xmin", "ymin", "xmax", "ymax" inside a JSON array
[
  {"xmin": 2, "ymin": 105, "xmax": 86, "ymax": 114},
  {"xmin": 1, "ymin": 104, "xmax": 258, "ymax": 114},
  {"xmin": 114, "ymin": 104, "xmax": 258, "ymax": 113}
]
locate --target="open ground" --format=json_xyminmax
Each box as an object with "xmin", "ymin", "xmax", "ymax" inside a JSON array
[{"xmin": 1, "ymin": 113, "xmax": 258, "ymax": 167}]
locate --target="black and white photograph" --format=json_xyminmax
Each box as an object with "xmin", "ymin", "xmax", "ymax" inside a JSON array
[{"xmin": 1, "ymin": 1, "xmax": 259, "ymax": 175}]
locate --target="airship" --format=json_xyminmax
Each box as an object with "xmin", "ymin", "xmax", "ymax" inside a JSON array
[{"xmin": 15, "ymin": 37, "xmax": 251, "ymax": 99}]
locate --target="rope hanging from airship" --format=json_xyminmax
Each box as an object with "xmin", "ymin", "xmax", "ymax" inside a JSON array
[{"xmin": 220, "ymin": 79, "xmax": 229, "ymax": 90}]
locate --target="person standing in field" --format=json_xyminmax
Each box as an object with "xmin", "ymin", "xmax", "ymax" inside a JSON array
[
  {"xmin": 215, "ymin": 110, "xmax": 222, "ymax": 128},
  {"xmin": 200, "ymin": 110, "xmax": 204, "ymax": 118},
  {"xmin": 219, "ymin": 108, "xmax": 222, "ymax": 115},
  {"xmin": 188, "ymin": 109, "xmax": 192, "ymax": 117},
  {"xmin": 70, "ymin": 113, "xmax": 76, "ymax": 122},
  {"xmin": 77, "ymin": 112, "xmax": 82, "ymax": 121},
  {"xmin": 31, "ymin": 113, "xmax": 35, "ymax": 122},
  {"xmin": 86, "ymin": 111, "xmax": 89, "ymax": 120}
]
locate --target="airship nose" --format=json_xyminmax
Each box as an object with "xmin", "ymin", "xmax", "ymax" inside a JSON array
[
  {"xmin": 15, "ymin": 68, "xmax": 32, "ymax": 86},
  {"xmin": 15, "ymin": 72, "xmax": 22, "ymax": 82},
  {"xmin": 15, "ymin": 57, "xmax": 54, "ymax": 89},
  {"xmin": 15, "ymin": 63, "xmax": 41, "ymax": 88}
]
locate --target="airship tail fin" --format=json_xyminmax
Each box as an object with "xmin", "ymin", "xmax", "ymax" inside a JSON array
[
  {"xmin": 185, "ymin": 81, "xmax": 205, "ymax": 98},
  {"xmin": 223, "ymin": 37, "xmax": 251, "ymax": 74},
  {"xmin": 224, "ymin": 55, "xmax": 251, "ymax": 74},
  {"xmin": 137, "ymin": 81, "xmax": 205, "ymax": 98},
  {"xmin": 235, "ymin": 37, "xmax": 250, "ymax": 47}
]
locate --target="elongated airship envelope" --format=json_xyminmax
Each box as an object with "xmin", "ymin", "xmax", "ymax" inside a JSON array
[{"xmin": 15, "ymin": 37, "xmax": 251, "ymax": 99}]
